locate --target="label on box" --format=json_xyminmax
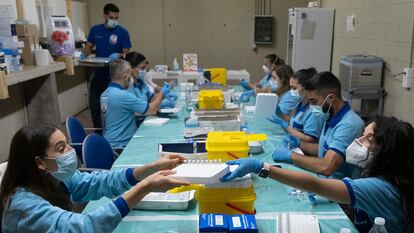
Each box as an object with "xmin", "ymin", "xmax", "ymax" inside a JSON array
[{"xmin": 228, "ymin": 214, "xmax": 258, "ymax": 233}]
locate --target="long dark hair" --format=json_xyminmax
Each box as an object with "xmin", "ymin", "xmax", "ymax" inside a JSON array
[
  {"xmin": 366, "ymin": 117, "xmax": 414, "ymax": 231},
  {"xmin": 274, "ymin": 64, "xmax": 293, "ymax": 96},
  {"xmin": 264, "ymin": 53, "xmax": 285, "ymax": 66},
  {"xmin": 0, "ymin": 124, "xmax": 72, "ymax": 220}
]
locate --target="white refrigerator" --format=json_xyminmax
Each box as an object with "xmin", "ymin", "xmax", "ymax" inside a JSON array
[{"xmin": 287, "ymin": 8, "xmax": 335, "ymax": 72}]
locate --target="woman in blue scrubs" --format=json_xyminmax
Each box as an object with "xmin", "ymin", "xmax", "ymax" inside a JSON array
[
  {"xmin": 0, "ymin": 124, "xmax": 189, "ymax": 232},
  {"xmin": 222, "ymin": 116, "xmax": 414, "ymax": 233},
  {"xmin": 268, "ymin": 67, "xmax": 324, "ymax": 143},
  {"xmin": 239, "ymin": 54, "xmax": 285, "ymax": 102}
]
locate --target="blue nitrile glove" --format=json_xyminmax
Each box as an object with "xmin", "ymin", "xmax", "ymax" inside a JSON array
[
  {"xmin": 220, "ymin": 158, "xmax": 264, "ymax": 182},
  {"xmin": 160, "ymin": 99, "xmax": 175, "ymax": 109},
  {"xmin": 108, "ymin": 53, "xmax": 120, "ymax": 62},
  {"xmin": 79, "ymin": 53, "xmax": 87, "ymax": 60},
  {"xmin": 160, "ymin": 83, "xmax": 171, "ymax": 95},
  {"xmin": 240, "ymin": 90, "xmax": 255, "ymax": 102},
  {"xmin": 282, "ymin": 134, "xmax": 301, "ymax": 148},
  {"xmin": 266, "ymin": 114, "xmax": 288, "ymax": 130},
  {"xmin": 272, "ymin": 146, "xmax": 293, "ymax": 162},
  {"xmin": 240, "ymin": 79, "xmax": 251, "ymax": 90},
  {"xmin": 165, "ymin": 93, "xmax": 178, "ymax": 101}
]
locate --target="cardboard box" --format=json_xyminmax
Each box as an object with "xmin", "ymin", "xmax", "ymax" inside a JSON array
[
  {"xmin": 19, "ymin": 36, "xmax": 39, "ymax": 66},
  {"xmin": 16, "ymin": 24, "xmax": 38, "ymax": 37},
  {"xmin": 199, "ymin": 214, "xmax": 229, "ymax": 233},
  {"xmin": 228, "ymin": 215, "xmax": 258, "ymax": 233}
]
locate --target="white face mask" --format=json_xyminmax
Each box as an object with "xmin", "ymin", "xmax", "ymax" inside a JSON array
[
  {"xmin": 346, "ymin": 139, "xmax": 374, "ymax": 168},
  {"xmin": 262, "ymin": 65, "xmax": 270, "ymax": 74},
  {"xmin": 107, "ymin": 19, "xmax": 118, "ymax": 28},
  {"xmin": 290, "ymin": 89, "xmax": 300, "ymax": 97}
]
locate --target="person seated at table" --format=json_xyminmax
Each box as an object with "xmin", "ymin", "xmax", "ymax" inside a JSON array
[
  {"xmin": 239, "ymin": 54, "xmax": 285, "ymax": 101},
  {"xmin": 268, "ymin": 67, "xmax": 324, "ymax": 143},
  {"xmin": 0, "ymin": 123, "xmax": 189, "ymax": 233},
  {"xmin": 221, "ymin": 116, "xmax": 414, "ymax": 233},
  {"xmin": 272, "ymin": 71, "xmax": 364, "ymax": 179},
  {"xmin": 100, "ymin": 60, "xmax": 171, "ymax": 147},
  {"xmin": 124, "ymin": 52, "xmax": 175, "ymax": 110},
  {"xmin": 271, "ymin": 64, "xmax": 303, "ymax": 122}
]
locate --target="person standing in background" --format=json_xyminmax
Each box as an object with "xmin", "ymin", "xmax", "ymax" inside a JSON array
[{"xmin": 81, "ymin": 3, "xmax": 132, "ymax": 131}]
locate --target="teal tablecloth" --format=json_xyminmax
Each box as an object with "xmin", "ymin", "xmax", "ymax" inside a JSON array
[{"xmin": 83, "ymin": 88, "xmax": 358, "ymax": 233}]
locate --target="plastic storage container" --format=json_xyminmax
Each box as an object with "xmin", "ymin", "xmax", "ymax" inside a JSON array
[
  {"xmin": 198, "ymin": 90, "xmax": 224, "ymax": 109},
  {"xmin": 196, "ymin": 173, "xmax": 256, "ymax": 215},
  {"xmin": 205, "ymin": 68, "xmax": 227, "ymax": 85},
  {"xmin": 206, "ymin": 131, "xmax": 267, "ymax": 161}
]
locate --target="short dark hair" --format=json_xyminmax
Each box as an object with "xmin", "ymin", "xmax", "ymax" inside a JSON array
[
  {"xmin": 304, "ymin": 71, "xmax": 341, "ymax": 97},
  {"xmin": 124, "ymin": 52, "xmax": 146, "ymax": 68},
  {"xmin": 104, "ymin": 3, "xmax": 119, "ymax": 14},
  {"xmin": 292, "ymin": 67, "xmax": 318, "ymax": 87},
  {"xmin": 264, "ymin": 54, "xmax": 285, "ymax": 66}
]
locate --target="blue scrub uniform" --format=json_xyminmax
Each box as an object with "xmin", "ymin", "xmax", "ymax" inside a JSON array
[
  {"xmin": 276, "ymin": 91, "xmax": 302, "ymax": 116},
  {"xmin": 318, "ymin": 102, "xmax": 364, "ymax": 179},
  {"xmin": 128, "ymin": 80, "xmax": 154, "ymax": 102},
  {"xmin": 87, "ymin": 24, "xmax": 131, "ymax": 129},
  {"xmin": 343, "ymin": 178, "xmax": 402, "ymax": 233},
  {"xmin": 289, "ymin": 102, "xmax": 324, "ymax": 140},
  {"xmin": 101, "ymin": 83, "xmax": 149, "ymax": 147},
  {"xmin": 2, "ymin": 169, "xmax": 138, "ymax": 233},
  {"xmin": 258, "ymin": 73, "xmax": 271, "ymax": 88}
]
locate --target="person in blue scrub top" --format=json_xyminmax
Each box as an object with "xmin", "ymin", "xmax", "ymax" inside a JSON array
[
  {"xmin": 124, "ymin": 52, "xmax": 176, "ymax": 109},
  {"xmin": 81, "ymin": 3, "xmax": 132, "ymax": 131},
  {"xmin": 100, "ymin": 60, "xmax": 171, "ymax": 147},
  {"xmin": 239, "ymin": 54, "xmax": 285, "ymax": 102},
  {"xmin": 268, "ymin": 67, "xmax": 323, "ymax": 143},
  {"xmin": 273, "ymin": 72, "xmax": 364, "ymax": 179},
  {"xmin": 0, "ymin": 123, "xmax": 189, "ymax": 233},
  {"xmin": 272, "ymin": 64, "xmax": 301, "ymax": 121},
  {"xmin": 221, "ymin": 116, "xmax": 414, "ymax": 233}
]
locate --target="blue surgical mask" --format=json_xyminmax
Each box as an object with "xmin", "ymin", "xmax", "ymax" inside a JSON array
[
  {"xmin": 136, "ymin": 70, "xmax": 146, "ymax": 81},
  {"xmin": 107, "ymin": 19, "xmax": 118, "ymax": 28},
  {"xmin": 290, "ymin": 89, "xmax": 300, "ymax": 97},
  {"xmin": 268, "ymin": 80, "xmax": 278, "ymax": 92},
  {"xmin": 48, "ymin": 148, "xmax": 78, "ymax": 181},
  {"xmin": 310, "ymin": 95, "xmax": 332, "ymax": 121}
]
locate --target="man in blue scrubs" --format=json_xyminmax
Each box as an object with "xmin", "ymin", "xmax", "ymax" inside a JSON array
[
  {"xmin": 273, "ymin": 72, "xmax": 364, "ymax": 179},
  {"xmin": 82, "ymin": 3, "xmax": 132, "ymax": 131},
  {"xmin": 100, "ymin": 60, "xmax": 170, "ymax": 147}
]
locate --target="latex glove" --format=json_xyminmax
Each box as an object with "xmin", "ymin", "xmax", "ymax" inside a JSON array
[
  {"xmin": 79, "ymin": 53, "xmax": 87, "ymax": 60},
  {"xmin": 160, "ymin": 83, "xmax": 171, "ymax": 95},
  {"xmin": 272, "ymin": 146, "xmax": 292, "ymax": 162},
  {"xmin": 220, "ymin": 158, "xmax": 264, "ymax": 182},
  {"xmin": 240, "ymin": 89, "xmax": 255, "ymax": 102},
  {"xmin": 240, "ymin": 79, "xmax": 251, "ymax": 90},
  {"xmin": 108, "ymin": 53, "xmax": 120, "ymax": 62},
  {"xmin": 266, "ymin": 114, "xmax": 288, "ymax": 130},
  {"xmin": 160, "ymin": 99, "xmax": 175, "ymax": 109},
  {"xmin": 282, "ymin": 134, "xmax": 301, "ymax": 148},
  {"xmin": 165, "ymin": 93, "xmax": 178, "ymax": 101}
]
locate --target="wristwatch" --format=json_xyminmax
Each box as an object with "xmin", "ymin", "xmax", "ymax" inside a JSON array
[{"xmin": 258, "ymin": 162, "xmax": 270, "ymax": 178}]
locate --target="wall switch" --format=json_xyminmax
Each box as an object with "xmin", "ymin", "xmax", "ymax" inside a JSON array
[{"xmin": 402, "ymin": 68, "xmax": 413, "ymax": 89}]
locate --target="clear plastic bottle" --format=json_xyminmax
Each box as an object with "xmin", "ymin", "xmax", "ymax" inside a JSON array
[
  {"xmin": 185, "ymin": 84, "xmax": 192, "ymax": 105},
  {"xmin": 340, "ymin": 228, "xmax": 351, "ymax": 233},
  {"xmin": 172, "ymin": 57, "xmax": 179, "ymax": 71},
  {"xmin": 368, "ymin": 217, "xmax": 387, "ymax": 233}
]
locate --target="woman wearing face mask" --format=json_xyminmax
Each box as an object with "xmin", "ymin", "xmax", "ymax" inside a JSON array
[
  {"xmin": 124, "ymin": 52, "xmax": 176, "ymax": 110},
  {"xmin": 221, "ymin": 117, "xmax": 414, "ymax": 233},
  {"xmin": 239, "ymin": 54, "xmax": 285, "ymax": 102},
  {"xmin": 0, "ymin": 124, "xmax": 189, "ymax": 232},
  {"xmin": 268, "ymin": 67, "xmax": 324, "ymax": 143},
  {"xmin": 270, "ymin": 64, "xmax": 301, "ymax": 121}
]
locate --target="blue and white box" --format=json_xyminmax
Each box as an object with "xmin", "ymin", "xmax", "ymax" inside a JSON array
[
  {"xmin": 228, "ymin": 214, "xmax": 258, "ymax": 233},
  {"xmin": 199, "ymin": 213, "xmax": 229, "ymax": 233}
]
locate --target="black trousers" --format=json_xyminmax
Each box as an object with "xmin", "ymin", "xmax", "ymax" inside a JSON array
[{"xmin": 89, "ymin": 74, "xmax": 110, "ymax": 132}]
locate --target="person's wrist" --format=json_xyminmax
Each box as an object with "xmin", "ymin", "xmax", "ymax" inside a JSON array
[{"xmin": 254, "ymin": 160, "xmax": 264, "ymax": 174}]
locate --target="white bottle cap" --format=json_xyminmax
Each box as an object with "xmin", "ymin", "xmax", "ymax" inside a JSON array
[
  {"xmin": 340, "ymin": 228, "xmax": 351, "ymax": 233},
  {"xmin": 374, "ymin": 217, "xmax": 385, "ymax": 225}
]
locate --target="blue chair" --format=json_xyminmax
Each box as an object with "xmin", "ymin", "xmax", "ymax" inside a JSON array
[
  {"xmin": 82, "ymin": 133, "xmax": 116, "ymax": 170},
  {"xmin": 65, "ymin": 116, "xmax": 102, "ymax": 162}
]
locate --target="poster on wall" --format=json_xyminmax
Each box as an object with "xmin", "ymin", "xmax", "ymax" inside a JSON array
[{"xmin": 183, "ymin": 53, "xmax": 197, "ymax": 72}]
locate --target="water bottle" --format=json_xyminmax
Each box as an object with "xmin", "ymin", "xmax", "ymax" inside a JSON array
[
  {"xmin": 185, "ymin": 84, "xmax": 191, "ymax": 105},
  {"xmin": 368, "ymin": 217, "xmax": 387, "ymax": 233},
  {"xmin": 340, "ymin": 228, "xmax": 351, "ymax": 233}
]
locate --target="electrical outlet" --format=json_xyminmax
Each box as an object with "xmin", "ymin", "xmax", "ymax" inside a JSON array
[{"xmin": 402, "ymin": 68, "xmax": 413, "ymax": 89}]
